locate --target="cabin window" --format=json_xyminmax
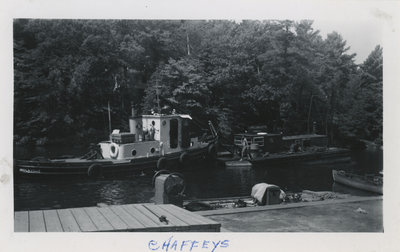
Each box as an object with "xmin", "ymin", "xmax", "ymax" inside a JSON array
[
  {"xmin": 131, "ymin": 150, "xmax": 136, "ymax": 156},
  {"xmin": 181, "ymin": 119, "xmax": 191, "ymax": 148},
  {"xmin": 234, "ymin": 135, "xmax": 252, "ymax": 146},
  {"xmin": 150, "ymin": 147, "xmax": 155, "ymax": 153},
  {"xmin": 234, "ymin": 136, "xmax": 242, "ymax": 145},
  {"xmin": 253, "ymin": 137, "xmax": 264, "ymax": 146},
  {"xmin": 170, "ymin": 119, "xmax": 178, "ymax": 149}
]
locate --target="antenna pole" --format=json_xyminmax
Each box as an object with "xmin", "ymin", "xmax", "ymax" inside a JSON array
[
  {"xmin": 155, "ymin": 79, "xmax": 161, "ymax": 113},
  {"xmin": 108, "ymin": 100, "xmax": 112, "ymax": 141}
]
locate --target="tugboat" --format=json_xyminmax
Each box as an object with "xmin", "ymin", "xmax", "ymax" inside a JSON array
[{"xmin": 15, "ymin": 107, "xmax": 217, "ymax": 177}]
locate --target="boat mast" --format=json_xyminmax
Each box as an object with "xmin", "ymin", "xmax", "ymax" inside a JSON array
[{"xmin": 107, "ymin": 76, "xmax": 118, "ymax": 141}]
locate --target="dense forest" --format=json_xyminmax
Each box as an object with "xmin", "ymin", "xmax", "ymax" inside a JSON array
[{"xmin": 14, "ymin": 19, "xmax": 383, "ymax": 148}]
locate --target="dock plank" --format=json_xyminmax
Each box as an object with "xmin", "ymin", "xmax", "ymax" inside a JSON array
[
  {"xmin": 109, "ymin": 205, "xmax": 146, "ymax": 230},
  {"xmin": 161, "ymin": 204, "xmax": 221, "ymax": 232},
  {"xmin": 57, "ymin": 209, "xmax": 81, "ymax": 232},
  {"xmin": 133, "ymin": 204, "xmax": 179, "ymax": 232},
  {"xmin": 133, "ymin": 204, "xmax": 167, "ymax": 227},
  {"xmin": 43, "ymin": 210, "xmax": 63, "ymax": 232},
  {"xmin": 146, "ymin": 205, "xmax": 189, "ymax": 228},
  {"xmin": 84, "ymin": 207, "xmax": 114, "ymax": 231},
  {"xmin": 166, "ymin": 204, "xmax": 220, "ymax": 225},
  {"xmin": 29, "ymin": 211, "xmax": 46, "ymax": 232},
  {"xmin": 71, "ymin": 208, "xmax": 97, "ymax": 232},
  {"xmin": 158, "ymin": 204, "xmax": 206, "ymax": 225},
  {"xmin": 97, "ymin": 207, "xmax": 128, "ymax": 230},
  {"xmin": 14, "ymin": 211, "xmax": 29, "ymax": 232},
  {"xmin": 122, "ymin": 204, "xmax": 159, "ymax": 228},
  {"xmin": 14, "ymin": 203, "xmax": 221, "ymax": 232}
]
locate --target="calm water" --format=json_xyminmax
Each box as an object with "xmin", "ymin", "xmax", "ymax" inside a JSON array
[{"xmin": 14, "ymin": 145, "xmax": 383, "ymax": 211}]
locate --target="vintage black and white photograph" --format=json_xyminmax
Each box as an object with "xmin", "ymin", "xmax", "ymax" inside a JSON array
[
  {"xmin": 2, "ymin": 1, "xmax": 400, "ymax": 251},
  {"xmin": 12, "ymin": 18, "xmax": 384, "ymax": 233}
]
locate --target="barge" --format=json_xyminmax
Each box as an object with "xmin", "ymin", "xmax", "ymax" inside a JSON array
[{"xmin": 225, "ymin": 130, "xmax": 351, "ymax": 167}]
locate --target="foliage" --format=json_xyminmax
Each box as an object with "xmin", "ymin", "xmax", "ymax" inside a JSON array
[
  {"xmin": 336, "ymin": 45, "xmax": 383, "ymax": 145},
  {"xmin": 14, "ymin": 19, "xmax": 383, "ymax": 146}
]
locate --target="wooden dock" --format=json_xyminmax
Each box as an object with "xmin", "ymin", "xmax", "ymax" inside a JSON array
[{"xmin": 14, "ymin": 203, "xmax": 221, "ymax": 232}]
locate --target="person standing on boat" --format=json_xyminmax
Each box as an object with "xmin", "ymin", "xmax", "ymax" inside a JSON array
[
  {"xmin": 149, "ymin": 121, "xmax": 156, "ymax": 140},
  {"xmin": 240, "ymin": 137, "xmax": 251, "ymax": 161}
]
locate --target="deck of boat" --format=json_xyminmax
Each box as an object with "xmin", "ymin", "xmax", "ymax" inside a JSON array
[{"xmin": 14, "ymin": 203, "xmax": 220, "ymax": 232}]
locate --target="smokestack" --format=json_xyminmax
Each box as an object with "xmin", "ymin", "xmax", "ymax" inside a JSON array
[{"xmin": 131, "ymin": 102, "xmax": 135, "ymax": 117}]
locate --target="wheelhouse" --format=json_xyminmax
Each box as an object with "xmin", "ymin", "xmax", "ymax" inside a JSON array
[
  {"xmin": 99, "ymin": 113, "xmax": 203, "ymax": 160},
  {"xmin": 234, "ymin": 133, "xmax": 284, "ymax": 153},
  {"xmin": 234, "ymin": 132, "xmax": 329, "ymax": 154}
]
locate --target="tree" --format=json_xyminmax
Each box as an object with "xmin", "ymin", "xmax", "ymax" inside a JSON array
[
  {"xmin": 316, "ymin": 32, "xmax": 357, "ymax": 143},
  {"xmin": 336, "ymin": 45, "xmax": 382, "ymax": 145},
  {"xmin": 14, "ymin": 19, "xmax": 380, "ymax": 148}
]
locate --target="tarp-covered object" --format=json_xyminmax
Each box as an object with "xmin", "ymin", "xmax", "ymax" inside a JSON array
[{"xmin": 251, "ymin": 183, "xmax": 283, "ymax": 205}]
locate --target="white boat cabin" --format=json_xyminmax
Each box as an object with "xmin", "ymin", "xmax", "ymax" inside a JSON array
[{"xmin": 99, "ymin": 113, "xmax": 203, "ymax": 160}]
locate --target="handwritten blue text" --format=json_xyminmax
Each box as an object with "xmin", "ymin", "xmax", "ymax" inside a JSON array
[{"xmin": 148, "ymin": 236, "xmax": 229, "ymax": 252}]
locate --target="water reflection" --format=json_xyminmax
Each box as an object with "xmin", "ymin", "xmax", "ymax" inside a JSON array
[
  {"xmin": 14, "ymin": 175, "xmax": 155, "ymax": 211},
  {"xmin": 13, "ymin": 145, "xmax": 383, "ymax": 211},
  {"xmin": 183, "ymin": 166, "xmax": 258, "ymax": 199}
]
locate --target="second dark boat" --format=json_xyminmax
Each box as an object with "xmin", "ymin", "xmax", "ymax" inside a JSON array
[{"xmin": 222, "ymin": 129, "xmax": 351, "ymax": 167}]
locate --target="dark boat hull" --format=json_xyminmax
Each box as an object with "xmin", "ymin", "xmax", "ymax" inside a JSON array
[
  {"xmin": 249, "ymin": 148, "xmax": 351, "ymax": 166},
  {"xmin": 332, "ymin": 169, "xmax": 382, "ymax": 194},
  {"xmin": 15, "ymin": 145, "xmax": 211, "ymax": 178}
]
